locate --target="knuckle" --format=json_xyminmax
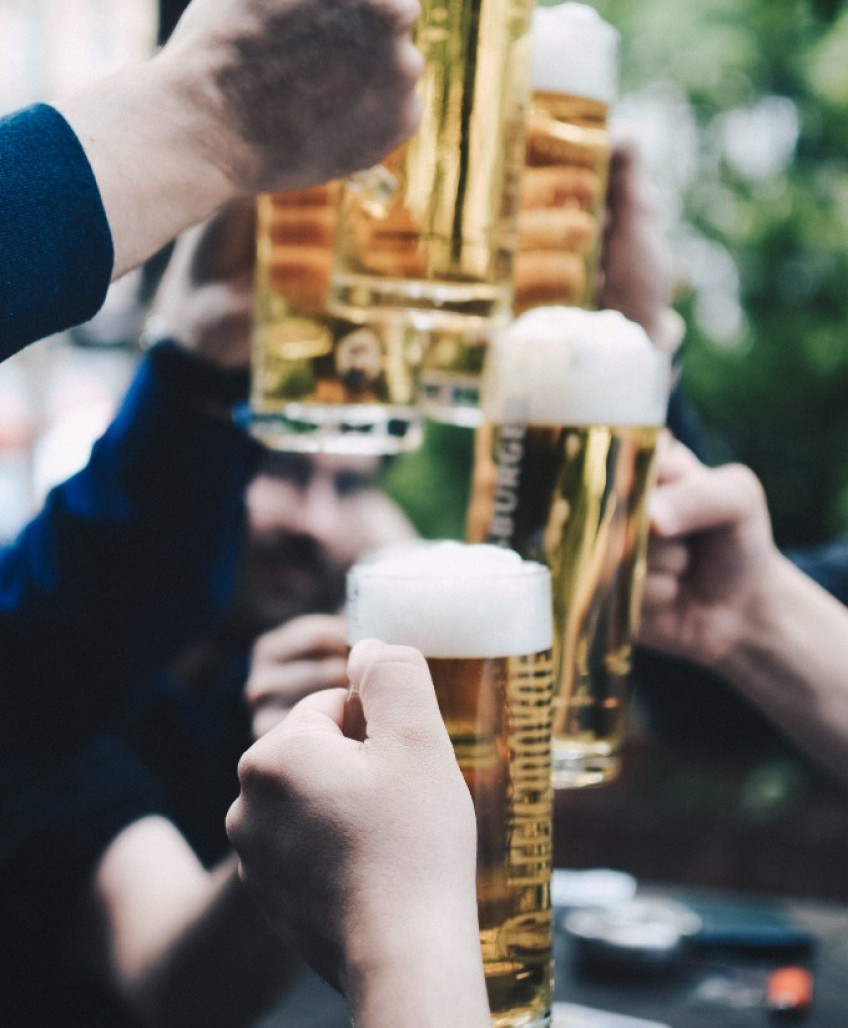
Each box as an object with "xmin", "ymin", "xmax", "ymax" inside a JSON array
[{"xmin": 724, "ymin": 463, "xmax": 766, "ymax": 504}]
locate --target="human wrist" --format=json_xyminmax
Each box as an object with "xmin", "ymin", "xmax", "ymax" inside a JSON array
[
  {"xmin": 343, "ymin": 891, "xmax": 489, "ymax": 1028},
  {"xmin": 715, "ymin": 549, "xmax": 798, "ymax": 686},
  {"xmin": 57, "ymin": 56, "xmax": 234, "ymax": 279}
]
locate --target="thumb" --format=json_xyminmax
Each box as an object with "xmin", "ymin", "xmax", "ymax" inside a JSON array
[{"xmin": 347, "ymin": 639, "xmax": 448, "ymax": 750}]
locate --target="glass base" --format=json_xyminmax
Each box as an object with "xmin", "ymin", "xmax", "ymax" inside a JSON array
[
  {"xmin": 552, "ymin": 743, "xmax": 621, "ymax": 790},
  {"xmin": 327, "ymin": 273, "xmax": 512, "ymax": 331},
  {"xmin": 236, "ymin": 402, "xmax": 423, "ymax": 456},
  {"xmin": 491, "ymin": 1011, "xmax": 550, "ymax": 1028},
  {"xmin": 417, "ymin": 372, "xmax": 484, "ymax": 427}
]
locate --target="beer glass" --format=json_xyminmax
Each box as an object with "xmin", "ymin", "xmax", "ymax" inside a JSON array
[
  {"xmin": 244, "ymin": 185, "xmax": 423, "ymax": 454},
  {"xmin": 515, "ymin": 2, "xmax": 618, "ymax": 313},
  {"xmin": 414, "ymin": 3, "xmax": 619, "ymax": 427},
  {"xmin": 327, "ymin": 0, "xmax": 536, "ymax": 330},
  {"xmin": 466, "ymin": 307, "xmax": 671, "ymax": 787},
  {"xmin": 347, "ymin": 541, "xmax": 554, "ymax": 1028}
]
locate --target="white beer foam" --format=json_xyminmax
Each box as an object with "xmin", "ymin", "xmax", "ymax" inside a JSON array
[
  {"xmin": 482, "ymin": 307, "xmax": 672, "ymax": 426},
  {"xmin": 347, "ymin": 541, "xmax": 552, "ymax": 657},
  {"xmin": 532, "ymin": 3, "xmax": 619, "ymax": 105}
]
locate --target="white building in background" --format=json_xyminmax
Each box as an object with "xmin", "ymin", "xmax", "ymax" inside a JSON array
[
  {"xmin": 0, "ymin": 1, "xmax": 157, "ymax": 540},
  {"xmin": 0, "ymin": 0, "xmax": 157, "ymax": 113}
]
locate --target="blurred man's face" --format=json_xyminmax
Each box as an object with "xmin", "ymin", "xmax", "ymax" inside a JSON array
[{"xmin": 230, "ymin": 452, "xmax": 385, "ymax": 635}]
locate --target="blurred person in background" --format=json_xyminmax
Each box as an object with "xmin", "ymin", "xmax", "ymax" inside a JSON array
[
  {"xmin": 1, "ymin": 0, "xmax": 421, "ymax": 358},
  {"xmin": 0, "ymin": 203, "xmax": 421, "ymax": 1028}
]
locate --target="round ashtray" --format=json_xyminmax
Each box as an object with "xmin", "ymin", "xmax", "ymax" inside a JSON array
[{"xmin": 564, "ymin": 896, "xmax": 703, "ymax": 976}]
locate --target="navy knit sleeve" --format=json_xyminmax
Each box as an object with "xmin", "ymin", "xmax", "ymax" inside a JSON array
[
  {"xmin": 0, "ymin": 735, "xmax": 166, "ymax": 925},
  {"xmin": 0, "ymin": 104, "xmax": 114, "ymax": 358}
]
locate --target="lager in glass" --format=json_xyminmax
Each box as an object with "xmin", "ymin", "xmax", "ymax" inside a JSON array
[
  {"xmin": 246, "ymin": 186, "xmax": 423, "ymax": 454},
  {"xmin": 467, "ymin": 307, "xmax": 671, "ymax": 786},
  {"xmin": 347, "ymin": 541, "xmax": 554, "ymax": 1028},
  {"xmin": 515, "ymin": 3, "xmax": 618, "ymax": 313},
  {"xmin": 414, "ymin": 4, "xmax": 619, "ymax": 427},
  {"xmin": 327, "ymin": 0, "xmax": 536, "ymax": 329}
]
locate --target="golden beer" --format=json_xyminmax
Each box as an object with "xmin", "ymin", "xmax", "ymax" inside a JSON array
[
  {"xmin": 247, "ymin": 186, "xmax": 423, "ymax": 454},
  {"xmin": 467, "ymin": 307, "xmax": 671, "ymax": 786},
  {"xmin": 347, "ymin": 543, "xmax": 554, "ymax": 1028},
  {"xmin": 469, "ymin": 422, "xmax": 658, "ymax": 786},
  {"xmin": 515, "ymin": 3, "xmax": 618, "ymax": 314},
  {"xmin": 327, "ymin": 0, "xmax": 535, "ymax": 329},
  {"xmin": 414, "ymin": 4, "xmax": 619, "ymax": 426}
]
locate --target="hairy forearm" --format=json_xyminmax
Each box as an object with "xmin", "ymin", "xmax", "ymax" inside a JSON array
[{"xmin": 719, "ymin": 554, "xmax": 848, "ymax": 785}]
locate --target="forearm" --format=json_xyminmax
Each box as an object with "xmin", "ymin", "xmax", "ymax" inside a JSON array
[
  {"xmin": 345, "ymin": 894, "xmax": 490, "ymax": 1028},
  {"xmin": 133, "ymin": 857, "xmax": 297, "ymax": 1028},
  {"xmin": 88, "ymin": 818, "xmax": 298, "ymax": 1028},
  {"xmin": 719, "ymin": 553, "xmax": 848, "ymax": 785},
  {"xmin": 56, "ymin": 52, "xmax": 233, "ymax": 280}
]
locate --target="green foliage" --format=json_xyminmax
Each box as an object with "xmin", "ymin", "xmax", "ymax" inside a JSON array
[
  {"xmin": 380, "ymin": 421, "xmax": 475, "ymax": 540},
  {"xmin": 595, "ymin": 0, "xmax": 848, "ymax": 546}
]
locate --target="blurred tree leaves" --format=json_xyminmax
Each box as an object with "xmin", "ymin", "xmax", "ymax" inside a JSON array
[{"xmin": 591, "ymin": 0, "xmax": 848, "ymax": 546}]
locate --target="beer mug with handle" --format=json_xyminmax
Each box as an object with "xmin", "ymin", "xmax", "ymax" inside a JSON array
[{"xmin": 244, "ymin": 185, "xmax": 424, "ymax": 454}]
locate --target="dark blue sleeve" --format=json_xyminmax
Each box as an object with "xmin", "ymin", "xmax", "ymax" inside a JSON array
[
  {"xmin": 0, "ymin": 345, "xmax": 262, "ymax": 755},
  {"xmin": 0, "ymin": 104, "xmax": 114, "ymax": 358},
  {"xmin": 0, "ymin": 735, "xmax": 167, "ymax": 926}
]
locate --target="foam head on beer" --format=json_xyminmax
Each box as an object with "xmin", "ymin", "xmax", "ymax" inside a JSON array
[
  {"xmin": 482, "ymin": 306, "xmax": 672, "ymax": 426},
  {"xmin": 347, "ymin": 541, "xmax": 552, "ymax": 657},
  {"xmin": 532, "ymin": 3, "xmax": 619, "ymax": 104}
]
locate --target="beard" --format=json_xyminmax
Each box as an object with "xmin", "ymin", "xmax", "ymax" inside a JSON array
[{"xmin": 226, "ymin": 530, "xmax": 349, "ymax": 641}]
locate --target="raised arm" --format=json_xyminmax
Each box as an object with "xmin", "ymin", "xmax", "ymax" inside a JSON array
[
  {"xmin": 57, "ymin": 0, "xmax": 422, "ymax": 280},
  {"xmin": 1, "ymin": 0, "xmax": 421, "ymax": 355}
]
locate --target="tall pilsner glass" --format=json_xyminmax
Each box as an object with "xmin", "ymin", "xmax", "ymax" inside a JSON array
[
  {"xmin": 347, "ymin": 541, "xmax": 554, "ymax": 1028},
  {"xmin": 327, "ymin": 0, "xmax": 536, "ymax": 329},
  {"xmin": 515, "ymin": 2, "xmax": 618, "ymax": 314},
  {"xmin": 466, "ymin": 308, "xmax": 671, "ymax": 787}
]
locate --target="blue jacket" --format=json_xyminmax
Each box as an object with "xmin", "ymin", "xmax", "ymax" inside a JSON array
[
  {"xmin": 1, "ymin": 104, "xmax": 113, "ymax": 357},
  {"xmin": 0, "ymin": 344, "xmax": 261, "ymax": 1026}
]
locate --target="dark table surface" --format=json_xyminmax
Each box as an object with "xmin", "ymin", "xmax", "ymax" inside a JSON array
[
  {"xmin": 259, "ymin": 880, "xmax": 848, "ymax": 1027},
  {"xmin": 552, "ymin": 883, "xmax": 848, "ymax": 1027}
]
